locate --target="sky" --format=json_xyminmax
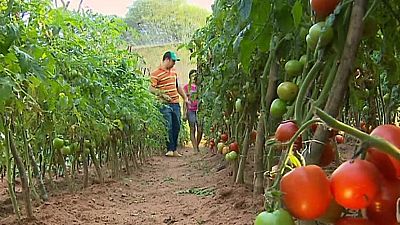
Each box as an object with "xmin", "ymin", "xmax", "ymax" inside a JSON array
[{"xmin": 61, "ymin": 0, "xmax": 214, "ymax": 17}]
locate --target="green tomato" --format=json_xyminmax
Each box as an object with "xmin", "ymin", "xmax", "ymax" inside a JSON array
[
  {"xmin": 285, "ymin": 60, "xmax": 303, "ymax": 77},
  {"xmin": 299, "ymin": 55, "xmax": 307, "ymax": 66},
  {"xmin": 225, "ymin": 152, "xmax": 231, "ymax": 161},
  {"xmin": 255, "ymin": 211, "xmax": 275, "ymax": 225},
  {"xmin": 235, "ymin": 98, "xmax": 243, "ymax": 112},
  {"xmin": 53, "ymin": 137, "xmax": 64, "ymax": 150},
  {"xmin": 225, "ymin": 151, "xmax": 238, "ymax": 161},
  {"xmin": 70, "ymin": 142, "xmax": 79, "ymax": 153},
  {"xmin": 229, "ymin": 151, "xmax": 238, "ymax": 160},
  {"xmin": 270, "ymin": 99, "xmax": 287, "ymax": 118},
  {"xmin": 254, "ymin": 209, "xmax": 295, "ymax": 225},
  {"xmin": 274, "ymin": 209, "xmax": 295, "ymax": 225},
  {"xmin": 277, "ymin": 82, "xmax": 299, "ymax": 102},
  {"xmin": 61, "ymin": 146, "xmax": 71, "ymax": 155},
  {"xmin": 307, "ymin": 22, "xmax": 334, "ymax": 49}
]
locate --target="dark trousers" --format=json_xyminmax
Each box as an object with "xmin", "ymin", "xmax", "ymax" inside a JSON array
[{"xmin": 160, "ymin": 103, "xmax": 181, "ymax": 151}]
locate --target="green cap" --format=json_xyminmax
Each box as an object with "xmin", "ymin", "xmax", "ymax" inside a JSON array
[{"xmin": 169, "ymin": 51, "xmax": 180, "ymax": 61}]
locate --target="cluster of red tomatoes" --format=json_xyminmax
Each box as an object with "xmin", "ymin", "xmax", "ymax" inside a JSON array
[
  {"xmin": 275, "ymin": 124, "xmax": 400, "ymax": 225},
  {"xmin": 208, "ymin": 130, "xmax": 257, "ymax": 161}
]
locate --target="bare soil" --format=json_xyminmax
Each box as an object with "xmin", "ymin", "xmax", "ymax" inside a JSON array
[{"xmin": 0, "ymin": 147, "xmax": 263, "ymax": 225}]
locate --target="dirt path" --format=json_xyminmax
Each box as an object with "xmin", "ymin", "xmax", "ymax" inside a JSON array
[{"xmin": 0, "ymin": 148, "xmax": 261, "ymax": 225}]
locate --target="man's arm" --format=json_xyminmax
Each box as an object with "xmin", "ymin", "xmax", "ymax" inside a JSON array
[{"xmin": 177, "ymin": 83, "xmax": 189, "ymax": 106}]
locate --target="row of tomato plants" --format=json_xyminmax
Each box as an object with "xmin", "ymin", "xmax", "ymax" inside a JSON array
[
  {"xmin": 189, "ymin": 0, "xmax": 399, "ymax": 224},
  {"xmin": 0, "ymin": 0, "xmax": 166, "ymax": 220}
]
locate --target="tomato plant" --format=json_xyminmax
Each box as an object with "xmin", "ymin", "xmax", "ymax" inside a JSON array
[
  {"xmin": 330, "ymin": 159, "xmax": 381, "ymax": 209},
  {"xmin": 280, "ymin": 165, "xmax": 331, "ymax": 220}
]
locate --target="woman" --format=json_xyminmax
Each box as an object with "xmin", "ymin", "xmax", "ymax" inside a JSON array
[{"xmin": 183, "ymin": 69, "xmax": 202, "ymax": 152}]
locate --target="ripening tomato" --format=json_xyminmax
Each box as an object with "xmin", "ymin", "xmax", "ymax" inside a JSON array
[
  {"xmin": 280, "ymin": 165, "xmax": 331, "ymax": 220},
  {"xmin": 209, "ymin": 139, "xmax": 215, "ymax": 147},
  {"xmin": 366, "ymin": 124, "xmax": 400, "ymax": 180},
  {"xmin": 335, "ymin": 217, "xmax": 375, "ymax": 225},
  {"xmin": 229, "ymin": 142, "xmax": 239, "ymax": 153},
  {"xmin": 311, "ymin": 0, "xmax": 341, "ymax": 18},
  {"xmin": 277, "ymin": 82, "xmax": 299, "ymax": 102},
  {"xmin": 221, "ymin": 133, "xmax": 229, "ymax": 142},
  {"xmin": 275, "ymin": 121, "xmax": 302, "ymax": 150},
  {"xmin": 335, "ymin": 134, "xmax": 345, "ymax": 144},
  {"xmin": 366, "ymin": 178, "xmax": 400, "ymax": 225},
  {"xmin": 330, "ymin": 159, "xmax": 381, "ymax": 209},
  {"xmin": 319, "ymin": 141, "xmax": 336, "ymax": 167}
]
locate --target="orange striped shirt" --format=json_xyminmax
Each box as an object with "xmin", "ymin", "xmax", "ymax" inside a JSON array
[{"xmin": 150, "ymin": 67, "xmax": 180, "ymax": 103}]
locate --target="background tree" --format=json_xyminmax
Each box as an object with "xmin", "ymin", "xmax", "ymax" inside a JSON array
[{"xmin": 125, "ymin": 0, "xmax": 210, "ymax": 46}]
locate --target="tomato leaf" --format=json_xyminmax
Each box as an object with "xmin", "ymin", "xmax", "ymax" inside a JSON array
[{"xmin": 291, "ymin": 1, "xmax": 303, "ymax": 28}]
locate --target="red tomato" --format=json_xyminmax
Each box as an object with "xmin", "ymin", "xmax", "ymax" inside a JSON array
[
  {"xmin": 335, "ymin": 217, "xmax": 375, "ymax": 225},
  {"xmin": 229, "ymin": 142, "xmax": 239, "ymax": 153},
  {"xmin": 335, "ymin": 134, "xmax": 345, "ymax": 144},
  {"xmin": 330, "ymin": 159, "xmax": 381, "ymax": 209},
  {"xmin": 319, "ymin": 142, "xmax": 336, "ymax": 167},
  {"xmin": 210, "ymin": 139, "xmax": 215, "ymax": 147},
  {"xmin": 280, "ymin": 165, "xmax": 331, "ymax": 220},
  {"xmin": 311, "ymin": 0, "xmax": 341, "ymax": 18},
  {"xmin": 221, "ymin": 133, "xmax": 229, "ymax": 142},
  {"xmin": 366, "ymin": 178, "xmax": 400, "ymax": 225},
  {"xmin": 275, "ymin": 121, "xmax": 302, "ymax": 150},
  {"xmin": 366, "ymin": 124, "xmax": 400, "ymax": 180}
]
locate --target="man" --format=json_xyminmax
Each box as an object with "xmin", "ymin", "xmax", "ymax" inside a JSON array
[{"xmin": 150, "ymin": 51, "xmax": 189, "ymax": 157}]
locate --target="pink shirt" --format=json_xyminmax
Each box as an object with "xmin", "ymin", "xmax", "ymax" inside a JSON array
[{"xmin": 183, "ymin": 84, "xmax": 198, "ymax": 111}]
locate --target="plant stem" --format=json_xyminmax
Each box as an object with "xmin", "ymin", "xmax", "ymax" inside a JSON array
[{"xmin": 315, "ymin": 107, "xmax": 400, "ymax": 160}]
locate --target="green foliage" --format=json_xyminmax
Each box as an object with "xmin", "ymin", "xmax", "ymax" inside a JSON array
[
  {"xmin": 125, "ymin": 0, "xmax": 210, "ymax": 45},
  {"xmin": 0, "ymin": 0, "xmax": 166, "ymax": 176}
]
